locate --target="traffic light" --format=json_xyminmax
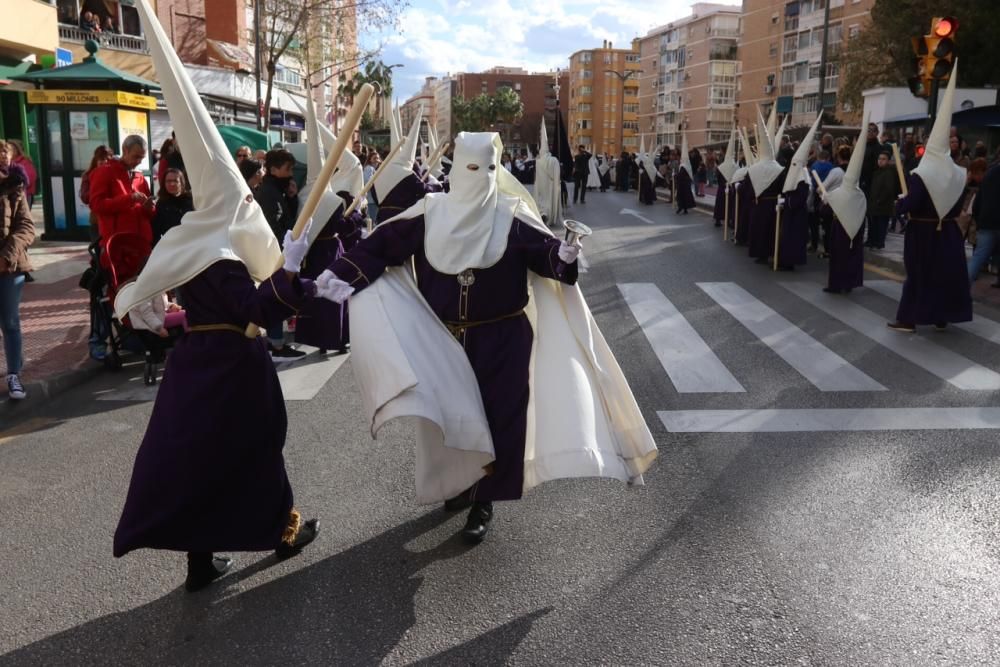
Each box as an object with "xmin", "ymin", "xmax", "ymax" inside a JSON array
[{"xmin": 908, "ymin": 16, "xmax": 958, "ymax": 98}]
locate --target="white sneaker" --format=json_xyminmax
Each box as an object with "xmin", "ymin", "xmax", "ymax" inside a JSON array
[{"xmin": 6, "ymin": 374, "xmax": 26, "ymax": 400}]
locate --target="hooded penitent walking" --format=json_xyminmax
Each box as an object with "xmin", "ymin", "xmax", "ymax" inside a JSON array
[
  {"xmin": 888, "ymin": 62, "xmax": 972, "ymax": 332},
  {"xmin": 533, "ymin": 121, "xmax": 562, "ymax": 227},
  {"xmin": 747, "ymin": 108, "xmax": 786, "ymax": 263},
  {"xmin": 820, "ymin": 121, "xmax": 868, "ymax": 294},
  {"xmin": 317, "ymin": 132, "xmax": 657, "ymax": 544},
  {"xmin": 776, "ymin": 114, "xmax": 822, "ymax": 270},
  {"xmin": 674, "ymin": 133, "xmax": 697, "ymax": 214},
  {"xmin": 112, "ymin": 0, "xmax": 327, "ymax": 592},
  {"xmin": 714, "ymin": 130, "xmax": 737, "ymax": 228},
  {"xmin": 637, "ymin": 138, "xmax": 657, "ymax": 206}
]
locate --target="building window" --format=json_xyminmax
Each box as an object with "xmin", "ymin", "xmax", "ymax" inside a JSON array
[
  {"xmin": 582, "ymin": 70, "xmax": 593, "ymax": 79},
  {"xmin": 579, "ymin": 120, "xmax": 591, "ymax": 130},
  {"xmin": 769, "ymin": 42, "xmax": 778, "ymax": 58},
  {"xmin": 579, "ymin": 52, "xmax": 592, "ymax": 64},
  {"xmin": 623, "ymin": 121, "xmax": 639, "ymax": 131},
  {"xmin": 623, "ymin": 103, "xmax": 640, "ymax": 113},
  {"xmin": 848, "ymin": 24, "xmax": 860, "ymax": 39},
  {"xmin": 625, "ymin": 54, "xmax": 640, "ymax": 63},
  {"xmin": 578, "ymin": 103, "xmax": 591, "ymax": 112},
  {"xmin": 710, "ymin": 61, "xmax": 737, "ymax": 84},
  {"xmin": 709, "ymin": 85, "xmax": 735, "ymax": 106},
  {"xmin": 579, "ymin": 86, "xmax": 592, "ymax": 95},
  {"xmin": 825, "ymin": 62, "xmax": 840, "ymax": 90}
]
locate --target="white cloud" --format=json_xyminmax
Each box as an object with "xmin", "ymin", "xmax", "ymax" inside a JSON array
[{"xmin": 367, "ymin": 0, "xmax": 741, "ymax": 100}]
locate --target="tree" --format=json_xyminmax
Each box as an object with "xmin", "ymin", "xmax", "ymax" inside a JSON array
[
  {"xmin": 255, "ymin": 0, "xmax": 406, "ymax": 133},
  {"xmin": 839, "ymin": 0, "xmax": 1000, "ymax": 112},
  {"xmin": 451, "ymin": 88, "xmax": 524, "ymax": 141}
]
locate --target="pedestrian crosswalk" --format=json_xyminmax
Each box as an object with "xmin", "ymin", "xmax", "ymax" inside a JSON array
[{"xmin": 618, "ymin": 280, "xmax": 1000, "ymax": 432}]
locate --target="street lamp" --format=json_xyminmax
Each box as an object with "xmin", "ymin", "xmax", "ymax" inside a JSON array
[{"xmin": 605, "ymin": 68, "xmax": 640, "ymax": 154}]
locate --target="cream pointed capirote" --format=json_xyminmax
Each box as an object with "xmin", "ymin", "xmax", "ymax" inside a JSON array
[
  {"xmin": 371, "ymin": 107, "xmax": 423, "ymax": 204},
  {"xmin": 824, "ymin": 114, "xmax": 869, "ymax": 239},
  {"xmin": 298, "ymin": 91, "xmax": 346, "ymax": 246},
  {"xmin": 782, "ymin": 112, "xmax": 823, "ymax": 193},
  {"xmin": 114, "ymin": 0, "xmax": 281, "ymax": 319},
  {"xmin": 748, "ymin": 108, "xmax": 783, "ymax": 194},
  {"xmin": 717, "ymin": 128, "xmax": 738, "ymax": 183},
  {"xmin": 679, "ymin": 131, "xmax": 693, "ymax": 179},
  {"xmin": 912, "ymin": 59, "xmax": 967, "ymax": 220}
]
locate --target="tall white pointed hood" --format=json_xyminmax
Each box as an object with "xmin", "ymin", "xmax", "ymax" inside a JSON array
[
  {"xmin": 314, "ymin": 122, "xmax": 364, "ymax": 200},
  {"xmin": 296, "ymin": 94, "xmax": 347, "ymax": 245},
  {"xmin": 679, "ymin": 132, "xmax": 693, "ymax": 178},
  {"xmin": 717, "ymin": 129, "xmax": 738, "ymax": 182},
  {"xmin": 426, "ymin": 125, "xmax": 445, "ymax": 176},
  {"xmin": 732, "ymin": 129, "xmax": 753, "ymax": 184},
  {"xmin": 773, "ymin": 114, "xmax": 788, "ymax": 154},
  {"xmin": 638, "ymin": 136, "xmax": 657, "ymax": 184},
  {"xmin": 114, "ymin": 0, "xmax": 280, "ymax": 319},
  {"xmin": 825, "ymin": 116, "xmax": 869, "ymax": 238},
  {"xmin": 374, "ymin": 107, "xmax": 422, "ymax": 202},
  {"xmin": 783, "ymin": 112, "xmax": 822, "ymax": 193},
  {"xmin": 765, "ymin": 104, "xmax": 778, "ymax": 148},
  {"xmin": 748, "ymin": 107, "xmax": 783, "ymax": 193},
  {"xmin": 741, "ymin": 127, "xmax": 756, "ymax": 165},
  {"xmin": 534, "ymin": 121, "xmax": 561, "ymax": 223},
  {"xmin": 912, "ymin": 60, "xmax": 967, "ymax": 219},
  {"xmin": 389, "ymin": 101, "xmax": 402, "ymax": 147},
  {"xmin": 538, "ymin": 120, "xmax": 551, "ymax": 157}
]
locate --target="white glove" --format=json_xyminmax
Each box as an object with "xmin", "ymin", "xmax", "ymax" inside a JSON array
[
  {"xmin": 281, "ymin": 219, "xmax": 313, "ymax": 273},
  {"xmin": 360, "ymin": 227, "xmax": 370, "ymax": 239},
  {"xmin": 316, "ymin": 277, "xmax": 355, "ymax": 304},
  {"xmin": 315, "ymin": 269, "xmax": 336, "ymax": 290},
  {"xmin": 558, "ymin": 240, "xmax": 581, "ymax": 264}
]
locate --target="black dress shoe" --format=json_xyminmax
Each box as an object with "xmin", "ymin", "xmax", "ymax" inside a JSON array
[
  {"xmin": 443, "ymin": 492, "xmax": 472, "ymax": 512},
  {"xmin": 822, "ymin": 287, "xmax": 841, "ymax": 294},
  {"xmin": 185, "ymin": 552, "xmax": 233, "ymax": 592},
  {"xmin": 461, "ymin": 502, "xmax": 493, "ymax": 544},
  {"xmin": 275, "ymin": 518, "xmax": 320, "ymax": 560}
]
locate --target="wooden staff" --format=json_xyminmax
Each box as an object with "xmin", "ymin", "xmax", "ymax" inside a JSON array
[
  {"xmin": 245, "ymin": 83, "xmax": 374, "ymax": 338},
  {"xmin": 723, "ymin": 184, "xmax": 730, "ymax": 241},
  {"xmin": 772, "ymin": 196, "xmax": 784, "ymax": 271},
  {"xmin": 344, "ymin": 139, "xmax": 405, "ymax": 224},
  {"xmin": 810, "ymin": 169, "xmax": 828, "ymax": 199},
  {"xmin": 733, "ymin": 182, "xmax": 740, "ymax": 243},
  {"xmin": 892, "ymin": 143, "xmax": 908, "ymax": 197}
]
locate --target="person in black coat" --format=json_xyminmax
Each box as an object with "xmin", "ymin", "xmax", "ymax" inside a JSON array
[
  {"xmin": 572, "ymin": 145, "xmax": 590, "ymax": 204},
  {"xmin": 254, "ymin": 149, "xmax": 298, "ymax": 241},
  {"xmin": 151, "ymin": 168, "xmax": 193, "ymax": 246}
]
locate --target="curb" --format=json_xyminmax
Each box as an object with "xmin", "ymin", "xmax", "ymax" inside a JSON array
[{"xmin": 1, "ymin": 362, "xmax": 105, "ymax": 427}]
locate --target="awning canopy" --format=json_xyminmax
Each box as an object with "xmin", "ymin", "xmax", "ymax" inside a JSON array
[{"xmin": 13, "ymin": 41, "xmax": 157, "ymax": 91}]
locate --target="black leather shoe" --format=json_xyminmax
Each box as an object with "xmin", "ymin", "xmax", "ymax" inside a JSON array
[
  {"xmin": 275, "ymin": 518, "xmax": 320, "ymax": 560},
  {"xmin": 443, "ymin": 492, "xmax": 472, "ymax": 513},
  {"xmin": 461, "ymin": 502, "xmax": 493, "ymax": 544},
  {"xmin": 185, "ymin": 553, "xmax": 232, "ymax": 592}
]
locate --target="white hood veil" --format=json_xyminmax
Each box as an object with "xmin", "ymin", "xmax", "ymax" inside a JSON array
[
  {"xmin": 783, "ymin": 113, "xmax": 822, "ymax": 193},
  {"xmin": 638, "ymin": 136, "xmax": 658, "ymax": 184},
  {"xmin": 347, "ymin": 132, "xmax": 658, "ymax": 502},
  {"xmin": 115, "ymin": 0, "xmax": 280, "ymax": 319},
  {"xmin": 912, "ymin": 59, "xmax": 967, "ymax": 219},
  {"xmin": 717, "ymin": 129, "xmax": 738, "ymax": 182},
  {"xmin": 533, "ymin": 120, "xmax": 562, "ymax": 224},
  {"xmin": 824, "ymin": 116, "xmax": 869, "ymax": 238},
  {"xmin": 679, "ymin": 132, "xmax": 693, "ymax": 179}
]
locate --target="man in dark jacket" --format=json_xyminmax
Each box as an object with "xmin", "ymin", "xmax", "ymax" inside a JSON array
[
  {"xmin": 968, "ymin": 160, "xmax": 997, "ymax": 284},
  {"xmin": 572, "ymin": 145, "xmax": 590, "ymax": 204},
  {"xmin": 860, "ymin": 123, "xmax": 882, "ymax": 196},
  {"xmin": 865, "ymin": 151, "xmax": 901, "ymax": 249}
]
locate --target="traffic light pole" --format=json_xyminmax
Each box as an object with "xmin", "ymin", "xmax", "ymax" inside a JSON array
[{"xmin": 816, "ymin": 0, "xmax": 832, "ymax": 131}]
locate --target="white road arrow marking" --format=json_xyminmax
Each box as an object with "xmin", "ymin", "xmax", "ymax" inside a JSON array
[{"xmin": 619, "ymin": 208, "xmax": 655, "ymax": 225}]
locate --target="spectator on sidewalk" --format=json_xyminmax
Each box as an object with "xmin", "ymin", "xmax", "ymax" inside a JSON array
[
  {"xmin": 235, "ymin": 145, "xmax": 252, "ymax": 163},
  {"xmin": 238, "ymin": 158, "xmax": 263, "ymax": 191},
  {"xmin": 89, "ymin": 135, "xmax": 155, "ymax": 263},
  {"xmin": 151, "ymin": 168, "xmax": 193, "ymax": 246},
  {"xmin": 363, "ymin": 151, "xmax": 380, "ymax": 222},
  {"xmin": 8, "ymin": 140, "xmax": 37, "ymax": 210},
  {"xmin": 865, "ymin": 150, "xmax": 901, "ymax": 250},
  {"xmin": 80, "ymin": 145, "xmax": 112, "ymax": 242},
  {"xmin": 572, "ymin": 144, "xmax": 590, "ymax": 205},
  {"xmin": 0, "ymin": 140, "xmax": 35, "ymax": 400},
  {"xmin": 968, "ymin": 159, "xmax": 997, "ymax": 285}
]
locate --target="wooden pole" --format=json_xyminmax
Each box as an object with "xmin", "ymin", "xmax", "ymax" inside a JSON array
[
  {"xmin": 723, "ymin": 184, "xmax": 730, "ymax": 241},
  {"xmin": 892, "ymin": 143, "xmax": 908, "ymax": 197},
  {"xmin": 344, "ymin": 139, "xmax": 405, "ymax": 224},
  {"xmin": 772, "ymin": 197, "xmax": 784, "ymax": 271},
  {"xmin": 733, "ymin": 182, "xmax": 740, "ymax": 243},
  {"xmin": 246, "ymin": 82, "xmax": 374, "ymax": 338},
  {"xmin": 811, "ymin": 169, "xmax": 828, "ymax": 198}
]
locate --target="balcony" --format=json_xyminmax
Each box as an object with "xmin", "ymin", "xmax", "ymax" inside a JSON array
[
  {"xmin": 708, "ymin": 28, "xmax": 741, "ymax": 38},
  {"xmin": 59, "ymin": 24, "xmax": 146, "ymax": 54},
  {"xmin": 709, "ymin": 45, "xmax": 738, "ymax": 61}
]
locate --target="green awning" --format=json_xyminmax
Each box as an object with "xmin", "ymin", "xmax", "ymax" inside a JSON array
[
  {"xmin": 12, "ymin": 41, "xmax": 157, "ymax": 91},
  {"xmin": 0, "ymin": 61, "xmax": 34, "ymax": 85}
]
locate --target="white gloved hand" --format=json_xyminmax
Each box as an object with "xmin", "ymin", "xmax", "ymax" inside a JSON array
[
  {"xmin": 316, "ymin": 277, "xmax": 355, "ymax": 304},
  {"xmin": 557, "ymin": 240, "xmax": 581, "ymax": 264},
  {"xmin": 315, "ymin": 269, "xmax": 336, "ymax": 290},
  {"xmin": 360, "ymin": 227, "xmax": 370, "ymax": 239},
  {"xmin": 281, "ymin": 218, "xmax": 313, "ymax": 273}
]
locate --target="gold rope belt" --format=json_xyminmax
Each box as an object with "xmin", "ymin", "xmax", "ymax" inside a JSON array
[
  {"xmin": 187, "ymin": 324, "xmax": 246, "ymax": 335},
  {"xmin": 756, "ymin": 195, "xmax": 780, "ymax": 201},
  {"xmin": 443, "ymin": 310, "xmax": 525, "ymax": 338},
  {"xmin": 908, "ymin": 217, "xmax": 956, "ymax": 224}
]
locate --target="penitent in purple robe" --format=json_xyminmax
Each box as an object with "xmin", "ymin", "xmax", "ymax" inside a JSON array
[
  {"xmin": 712, "ymin": 172, "xmax": 728, "ymax": 223},
  {"xmin": 638, "ymin": 170, "xmax": 656, "ymax": 205},
  {"xmin": 373, "ymin": 173, "xmax": 437, "ymax": 224},
  {"xmin": 825, "ymin": 209, "xmax": 865, "ymax": 292},
  {"xmin": 329, "ymin": 216, "xmax": 578, "ymax": 502},
  {"xmin": 748, "ymin": 175, "xmax": 785, "ymax": 260},
  {"xmin": 894, "ymin": 174, "xmax": 971, "ymax": 325},
  {"xmin": 295, "ymin": 205, "xmax": 364, "ymax": 350},
  {"xmin": 113, "ymin": 261, "xmax": 315, "ymax": 557},
  {"xmin": 675, "ymin": 169, "xmax": 696, "ymax": 212},
  {"xmin": 734, "ymin": 179, "xmax": 754, "ymax": 246},
  {"xmin": 777, "ymin": 181, "xmax": 810, "ymax": 267}
]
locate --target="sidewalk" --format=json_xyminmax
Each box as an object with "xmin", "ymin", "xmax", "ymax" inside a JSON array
[{"xmin": 2, "ymin": 230, "xmax": 100, "ymax": 406}]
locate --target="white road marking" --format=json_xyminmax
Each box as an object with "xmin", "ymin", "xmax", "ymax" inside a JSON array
[
  {"xmin": 697, "ymin": 282, "xmax": 886, "ymax": 391},
  {"xmin": 659, "ymin": 407, "xmax": 1000, "ymax": 432},
  {"xmin": 619, "ymin": 208, "xmax": 656, "ymax": 225},
  {"xmin": 867, "ymin": 279, "xmax": 1000, "ymax": 346},
  {"xmin": 619, "ymin": 283, "xmax": 745, "ymax": 393},
  {"xmin": 780, "ymin": 281, "xmax": 1000, "ymax": 390}
]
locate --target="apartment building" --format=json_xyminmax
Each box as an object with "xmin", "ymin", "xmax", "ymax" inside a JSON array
[
  {"xmin": 737, "ymin": 0, "xmax": 875, "ymax": 129},
  {"xmin": 401, "ymin": 76, "xmax": 437, "ymax": 143},
  {"xmin": 638, "ymin": 2, "xmax": 741, "ymax": 150},
  {"xmin": 432, "ymin": 76, "xmax": 456, "ymax": 143},
  {"xmin": 567, "ymin": 40, "xmax": 641, "ymax": 155}
]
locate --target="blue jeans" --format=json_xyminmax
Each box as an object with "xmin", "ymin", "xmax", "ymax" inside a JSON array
[
  {"xmin": 968, "ymin": 229, "xmax": 998, "ymax": 283},
  {"xmin": 0, "ymin": 273, "xmax": 25, "ymax": 375}
]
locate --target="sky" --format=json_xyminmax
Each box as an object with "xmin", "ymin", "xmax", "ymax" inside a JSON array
[{"xmin": 364, "ymin": 0, "xmax": 743, "ymax": 102}]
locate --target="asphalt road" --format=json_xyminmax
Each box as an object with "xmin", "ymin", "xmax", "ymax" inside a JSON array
[{"xmin": 2, "ymin": 189, "xmax": 999, "ymax": 665}]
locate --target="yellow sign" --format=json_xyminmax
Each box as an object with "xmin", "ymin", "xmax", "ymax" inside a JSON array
[{"xmin": 27, "ymin": 89, "xmax": 157, "ymax": 110}]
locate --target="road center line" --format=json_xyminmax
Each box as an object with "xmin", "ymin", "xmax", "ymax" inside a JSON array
[{"xmin": 659, "ymin": 407, "xmax": 1000, "ymax": 432}]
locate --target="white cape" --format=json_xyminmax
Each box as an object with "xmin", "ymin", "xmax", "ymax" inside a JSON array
[
  {"xmin": 588, "ymin": 156, "xmax": 602, "ymax": 188},
  {"xmin": 349, "ymin": 200, "xmax": 658, "ymax": 503},
  {"xmin": 534, "ymin": 154, "xmax": 563, "ymax": 225}
]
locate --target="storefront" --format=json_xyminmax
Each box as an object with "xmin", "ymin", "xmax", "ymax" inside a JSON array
[{"xmin": 15, "ymin": 41, "xmax": 157, "ymax": 241}]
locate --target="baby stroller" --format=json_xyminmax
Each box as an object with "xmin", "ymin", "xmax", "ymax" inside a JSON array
[{"xmin": 82, "ymin": 233, "xmax": 179, "ymax": 386}]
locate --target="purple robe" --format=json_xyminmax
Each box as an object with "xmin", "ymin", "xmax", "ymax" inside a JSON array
[
  {"xmin": 826, "ymin": 209, "xmax": 865, "ymax": 292},
  {"xmin": 734, "ymin": 179, "xmax": 754, "ymax": 246},
  {"xmin": 638, "ymin": 170, "xmax": 656, "ymax": 205},
  {"xmin": 712, "ymin": 172, "xmax": 728, "ymax": 222},
  {"xmin": 675, "ymin": 169, "xmax": 696, "ymax": 212},
  {"xmin": 295, "ymin": 206, "xmax": 364, "ymax": 350},
  {"xmin": 373, "ymin": 173, "xmax": 435, "ymax": 224},
  {"xmin": 114, "ymin": 261, "xmax": 315, "ymax": 557},
  {"xmin": 777, "ymin": 182, "xmax": 809, "ymax": 267},
  {"xmin": 894, "ymin": 175, "xmax": 971, "ymax": 325},
  {"xmin": 748, "ymin": 175, "xmax": 784, "ymax": 260},
  {"xmin": 329, "ymin": 216, "xmax": 578, "ymax": 502}
]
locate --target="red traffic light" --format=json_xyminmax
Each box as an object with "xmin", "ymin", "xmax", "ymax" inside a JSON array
[
  {"xmin": 933, "ymin": 16, "xmax": 958, "ymax": 37},
  {"xmin": 916, "ymin": 145, "xmax": 926, "ymax": 157}
]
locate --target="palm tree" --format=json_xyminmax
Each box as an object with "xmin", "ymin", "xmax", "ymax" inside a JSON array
[{"xmin": 339, "ymin": 60, "xmax": 398, "ymax": 123}]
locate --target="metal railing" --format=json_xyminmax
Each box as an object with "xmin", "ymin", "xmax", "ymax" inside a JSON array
[{"xmin": 59, "ymin": 24, "xmax": 147, "ymax": 54}]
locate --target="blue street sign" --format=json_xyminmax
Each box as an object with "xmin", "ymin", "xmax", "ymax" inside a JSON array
[{"xmin": 55, "ymin": 48, "xmax": 72, "ymax": 68}]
